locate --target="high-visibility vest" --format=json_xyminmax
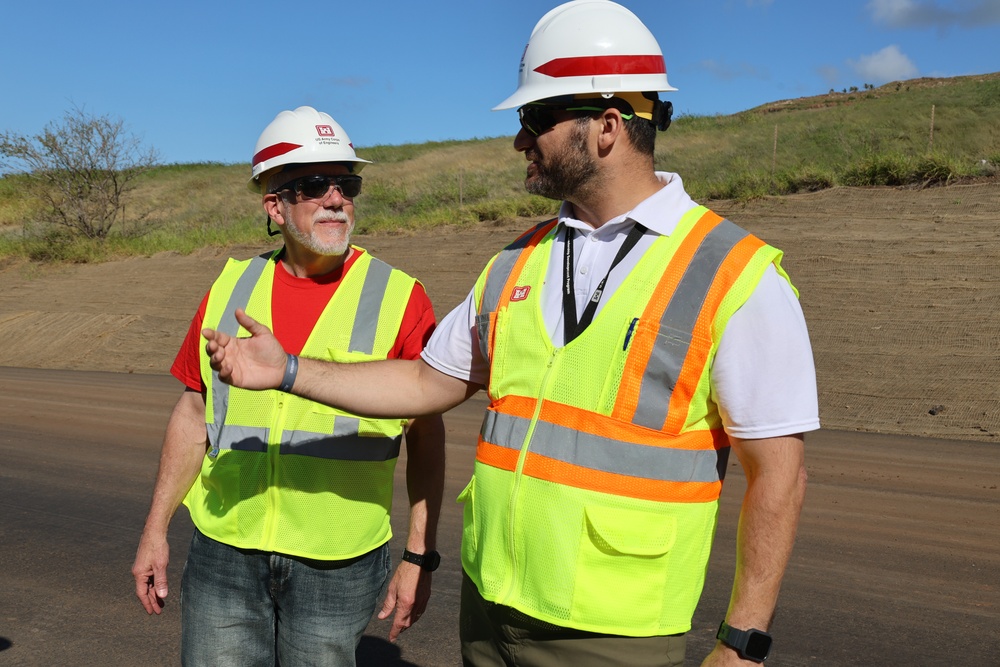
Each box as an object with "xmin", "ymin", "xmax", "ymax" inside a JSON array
[
  {"xmin": 462, "ymin": 206, "xmax": 793, "ymax": 636},
  {"xmin": 184, "ymin": 248, "xmax": 418, "ymax": 560}
]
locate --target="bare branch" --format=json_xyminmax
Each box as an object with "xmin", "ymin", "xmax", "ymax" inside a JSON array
[{"xmin": 0, "ymin": 106, "xmax": 160, "ymax": 240}]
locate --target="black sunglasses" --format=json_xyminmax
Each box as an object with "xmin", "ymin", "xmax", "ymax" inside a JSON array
[
  {"xmin": 517, "ymin": 104, "xmax": 634, "ymax": 137},
  {"xmin": 272, "ymin": 174, "xmax": 363, "ymax": 200}
]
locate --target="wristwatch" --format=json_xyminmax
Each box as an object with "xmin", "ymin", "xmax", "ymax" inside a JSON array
[
  {"xmin": 401, "ymin": 549, "xmax": 441, "ymax": 572},
  {"xmin": 717, "ymin": 621, "xmax": 772, "ymax": 663}
]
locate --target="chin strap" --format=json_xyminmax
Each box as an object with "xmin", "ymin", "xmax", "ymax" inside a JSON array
[{"xmin": 266, "ymin": 216, "xmax": 281, "ymax": 237}]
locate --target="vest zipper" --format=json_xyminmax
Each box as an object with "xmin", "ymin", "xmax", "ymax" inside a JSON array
[
  {"xmin": 499, "ymin": 346, "xmax": 561, "ymax": 606},
  {"xmin": 260, "ymin": 393, "xmax": 289, "ymax": 551}
]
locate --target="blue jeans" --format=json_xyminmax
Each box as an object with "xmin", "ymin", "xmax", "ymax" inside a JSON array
[{"xmin": 180, "ymin": 529, "xmax": 390, "ymax": 667}]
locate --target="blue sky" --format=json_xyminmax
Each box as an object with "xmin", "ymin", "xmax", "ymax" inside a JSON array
[{"xmin": 2, "ymin": 0, "xmax": 998, "ymax": 166}]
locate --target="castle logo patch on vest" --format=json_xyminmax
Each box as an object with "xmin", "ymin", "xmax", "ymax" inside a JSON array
[{"xmin": 510, "ymin": 286, "xmax": 531, "ymax": 301}]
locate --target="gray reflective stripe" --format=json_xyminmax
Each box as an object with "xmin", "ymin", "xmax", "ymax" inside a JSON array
[
  {"xmin": 349, "ymin": 257, "xmax": 393, "ymax": 354},
  {"xmin": 282, "ymin": 418, "xmax": 402, "ymax": 461},
  {"xmin": 476, "ymin": 223, "xmax": 555, "ymax": 366},
  {"xmin": 475, "ymin": 313, "xmax": 492, "ymax": 364},
  {"xmin": 213, "ymin": 423, "xmax": 401, "ymax": 461},
  {"xmin": 221, "ymin": 425, "xmax": 269, "ymax": 453},
  {"xmin": 481, "ymin": 410, "xmax": 724, "ymax": 483},
  {"xmin": 633, "ymin": 219, "xmax": 749, "ymax": 430},
  {"xmin": 209, "ymin": 255, "xmax": 272, "ymax": 453},
  {"xmin": 479, "ymin": 223, "xmax": 552, "ymax": 316}
]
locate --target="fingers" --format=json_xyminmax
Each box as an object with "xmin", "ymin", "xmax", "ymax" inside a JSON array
[
  {"xmin": 134, "ymin": 572, "xmax": 155, "ymax": 614},
  {"xmin": 153, "ymin": 564, "xmax": 169, "ymax": 600},
  {"xmin": 388, "ymin": 606, "xmax": 412, "ymax": 643},
  {"xmin": 234, "ymin": 308, "xmax": 266, "ymax": 334},
  {"xmin": 377, "ymin": 588, "xmax": 397, "ymax": 621},
  {"xmin": 133, "ymin": 569, "xmax": 167, "ymax": 615},
  {"xmin": 379, "ymin": 565, "xmax": 432, "ymax": 642}
]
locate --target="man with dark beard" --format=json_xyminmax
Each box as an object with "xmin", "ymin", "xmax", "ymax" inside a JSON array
[
  {"xmin": 131, "ymin": 106, "xmax": 445, "ymax": 666},
  {"xmin": 201, "ymin": 2, "xmax": 818, "ymax": 665}
]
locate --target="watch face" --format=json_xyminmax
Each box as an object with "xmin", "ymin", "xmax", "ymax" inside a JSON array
[{"xmin": 745, "ymin": 631, "xmax": 772, "ymax": 659}]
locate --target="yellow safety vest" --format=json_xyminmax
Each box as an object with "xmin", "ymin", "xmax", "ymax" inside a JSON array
[
  {"xmin": 184, "ymin": 248, "xmax": 418, "ymax": 560},
  {"xmin": 461, "ymin": 207, "xmax": 794, "ymax": 636}
]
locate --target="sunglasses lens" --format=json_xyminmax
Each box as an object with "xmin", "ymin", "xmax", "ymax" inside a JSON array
[
  {"xmin": 518, "ymin": 107, "xmax": 546, "ymax": 136},
  {"xmin": 297, "ymin": 176, "xmax": 332, "ymax": 199},
  {"xmin": 294, "ymin": 175, "xmax": 362, "ymax": 199},
  {"xmin": 519, "ymin": 106, "xmax": 571, "ymax": 136},
  {"xmin": 337, "ymin": 175, "xmax": 362, "ymax": 198}
]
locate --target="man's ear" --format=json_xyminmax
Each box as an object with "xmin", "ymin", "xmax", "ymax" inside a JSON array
[
  {"xmin": 596, "ymin": 108, "xmax": 625, "ymax": 152},
  {"xmin": 262, "ymin": 194, "xmax": 285, "ymax": 227}
]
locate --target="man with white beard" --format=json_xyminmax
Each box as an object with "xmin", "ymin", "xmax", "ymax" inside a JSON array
[{"xmin": 131, "ymin": 106, "xmax": 445, "ymax": 666}]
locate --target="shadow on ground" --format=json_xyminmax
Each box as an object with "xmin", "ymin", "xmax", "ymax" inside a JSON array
[{"xmin": 357, "ymin": 636, "xmax": 423, "ymax": 666}]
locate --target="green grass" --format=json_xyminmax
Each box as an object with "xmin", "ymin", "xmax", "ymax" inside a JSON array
[{"xmin": 3, "ymin": 72, "xmax": 999, "ymax": 263}]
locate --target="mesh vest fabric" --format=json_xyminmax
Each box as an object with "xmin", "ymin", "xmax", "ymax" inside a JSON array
[
  {"xmin": 462, "ymin": 207, "xmax": 793, "ymax": 636},
  {"xmin": 184, "ymin": 248, "xmax": 418, "ymax": 560}
]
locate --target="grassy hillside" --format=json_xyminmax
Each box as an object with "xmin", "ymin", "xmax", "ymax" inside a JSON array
[{"xmin": 1, "ymin": 72, "xmax": 998, "ymax": 262}]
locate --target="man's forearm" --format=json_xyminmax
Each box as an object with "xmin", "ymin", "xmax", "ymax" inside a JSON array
[
  {"xmin": 724, "ymin": 434, "xmax": 807, "ymax": 629},
  {"xmin": 292, "ymin": 357, "xmax": 479, "ymax": 419},
  {"xmin": 143, "ymin": 390, "xmax": 209, "ymax": 534},
  {"xmin": 205, "ymin": 309, "xmax": 480, "ymax": 419},
  {"xmin": 401, "ymin": 415, "xmax": 446, "ymax": 553}
]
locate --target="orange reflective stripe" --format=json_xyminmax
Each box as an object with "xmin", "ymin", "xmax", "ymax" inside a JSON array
[
  {"xmin": 663, "ymin": 234, "xmax": 767, "ymax": 433},
  {"xmin": 613, "ymin": 210, "xmax": 724, "ymax": 422},
  {"xmin": 476, "ymin": 439, "xmax": 522, "ymax": 471}
]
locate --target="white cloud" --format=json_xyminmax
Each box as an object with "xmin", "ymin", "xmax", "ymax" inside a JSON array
[
  {"xmin": 867, "ymin": 0, "xmax": 1000, "ymax": 28},
  {"xmin": 848, "ymin": 45, "xmax": 919, "ymax": 83}
]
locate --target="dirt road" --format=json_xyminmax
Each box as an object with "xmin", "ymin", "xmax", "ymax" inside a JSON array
[
  {"xmin": 2, "ymin": 183, "xmax": 998, "ymax": 442},
  {"xmin": 1, "ymin": 368, "xmax": 996, "ymax": 666},
  {"xmin": 1, "ymin": 183, "xmax": 998, "ymax": 665}
]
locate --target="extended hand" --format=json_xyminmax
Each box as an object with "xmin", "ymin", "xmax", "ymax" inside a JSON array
[{"xmin": 203, "ymin": 309, "xmax": 287, "ymax": 390}]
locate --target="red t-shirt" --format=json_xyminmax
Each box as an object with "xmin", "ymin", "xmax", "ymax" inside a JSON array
[{"xmin": 171, "ymin": 249, "xmax": 437, "ymax": 391}]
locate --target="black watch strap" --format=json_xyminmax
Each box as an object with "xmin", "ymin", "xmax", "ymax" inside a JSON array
[
  {"xmin": 401, "ymin": 549, "xmax": 440, "ymax": 572},
  {"xmin": 717, "ymin": 621, "xmax": 772, "ymax": 663}
]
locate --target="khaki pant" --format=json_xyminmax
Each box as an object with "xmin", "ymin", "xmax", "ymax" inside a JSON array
[{"xmin": 460, "ymin": 572, "xmax": 686, "ymax": 667}]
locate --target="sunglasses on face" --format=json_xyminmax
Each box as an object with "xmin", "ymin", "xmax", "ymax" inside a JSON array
[
  {"xmin": 272, "ymin": 174, "xmax": 363, "ymax": 200},
  {"xmin": 516, "ymin": 104, "xmax": 635, "ymax": 137}
]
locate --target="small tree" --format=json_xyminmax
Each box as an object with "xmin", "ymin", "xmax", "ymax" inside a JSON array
[{"xmin": 0, "ymin": 107, "xmax": 159, "ymax": 240}]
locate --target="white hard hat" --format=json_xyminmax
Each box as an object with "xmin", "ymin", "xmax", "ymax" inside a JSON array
[
  {"xmin": 493, "ymin": 0, "xmax": 677, "ymax": 111},
  {"xmin": 248, "ymin": 106, "xmax": 372, "ymax": 193}
]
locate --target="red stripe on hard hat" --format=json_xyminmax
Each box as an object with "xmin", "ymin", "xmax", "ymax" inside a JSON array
[
  {"xmin": 252, "ymin": 142, "xmax": 302, "ymax": 168},
  {"xmin": 534, "ymin": 55, "xmax": 665, "ymax": 78}
]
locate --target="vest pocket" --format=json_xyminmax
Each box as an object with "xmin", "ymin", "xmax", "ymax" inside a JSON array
[
  {"xmin": 574, "ymin": 505, "xmax": 676, "ymax": 626},
  {"xmin": 456, "ymin": 477, "xmax": 479, "ymax": 567}
]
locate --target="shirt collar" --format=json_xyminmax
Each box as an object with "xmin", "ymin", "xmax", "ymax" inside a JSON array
[{"xmin": 557, "ymin": 172, "xmax": 698, "ymax": 239}]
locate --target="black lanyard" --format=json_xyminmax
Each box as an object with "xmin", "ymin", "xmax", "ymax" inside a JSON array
[{"xmin": 562, "ymin": 221, "xmax": 647, "ymax": 344}]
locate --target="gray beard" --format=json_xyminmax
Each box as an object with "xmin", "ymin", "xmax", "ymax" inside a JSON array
[{"xmin": 281, "ymin": 202, "xmax": 354, "ymax": 257}]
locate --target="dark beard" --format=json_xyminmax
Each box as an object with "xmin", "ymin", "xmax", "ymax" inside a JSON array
[{"xmin": 524, "ymin": 120, "xmax": 598, "ymax": 201}]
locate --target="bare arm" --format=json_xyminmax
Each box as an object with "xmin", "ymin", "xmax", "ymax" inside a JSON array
[
  {"xmin": 204, "ymin": 309, "xmax": 480, "ymax": 416},
  {"xmin": 701, "ymin": 434, "xmax": 807, "ymax": 666},
  {"xmin": 131, "ymin": 388, "xmax": 208, "ymax": 615},
  {"xmin": 377, "ymin": 414, "xmax": 446, "ymax": 641}
]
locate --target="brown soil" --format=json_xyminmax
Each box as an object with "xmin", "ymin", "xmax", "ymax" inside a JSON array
[{"xmin": 2, "ymin": 182, "xmax": 999, "ymax": 442}]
